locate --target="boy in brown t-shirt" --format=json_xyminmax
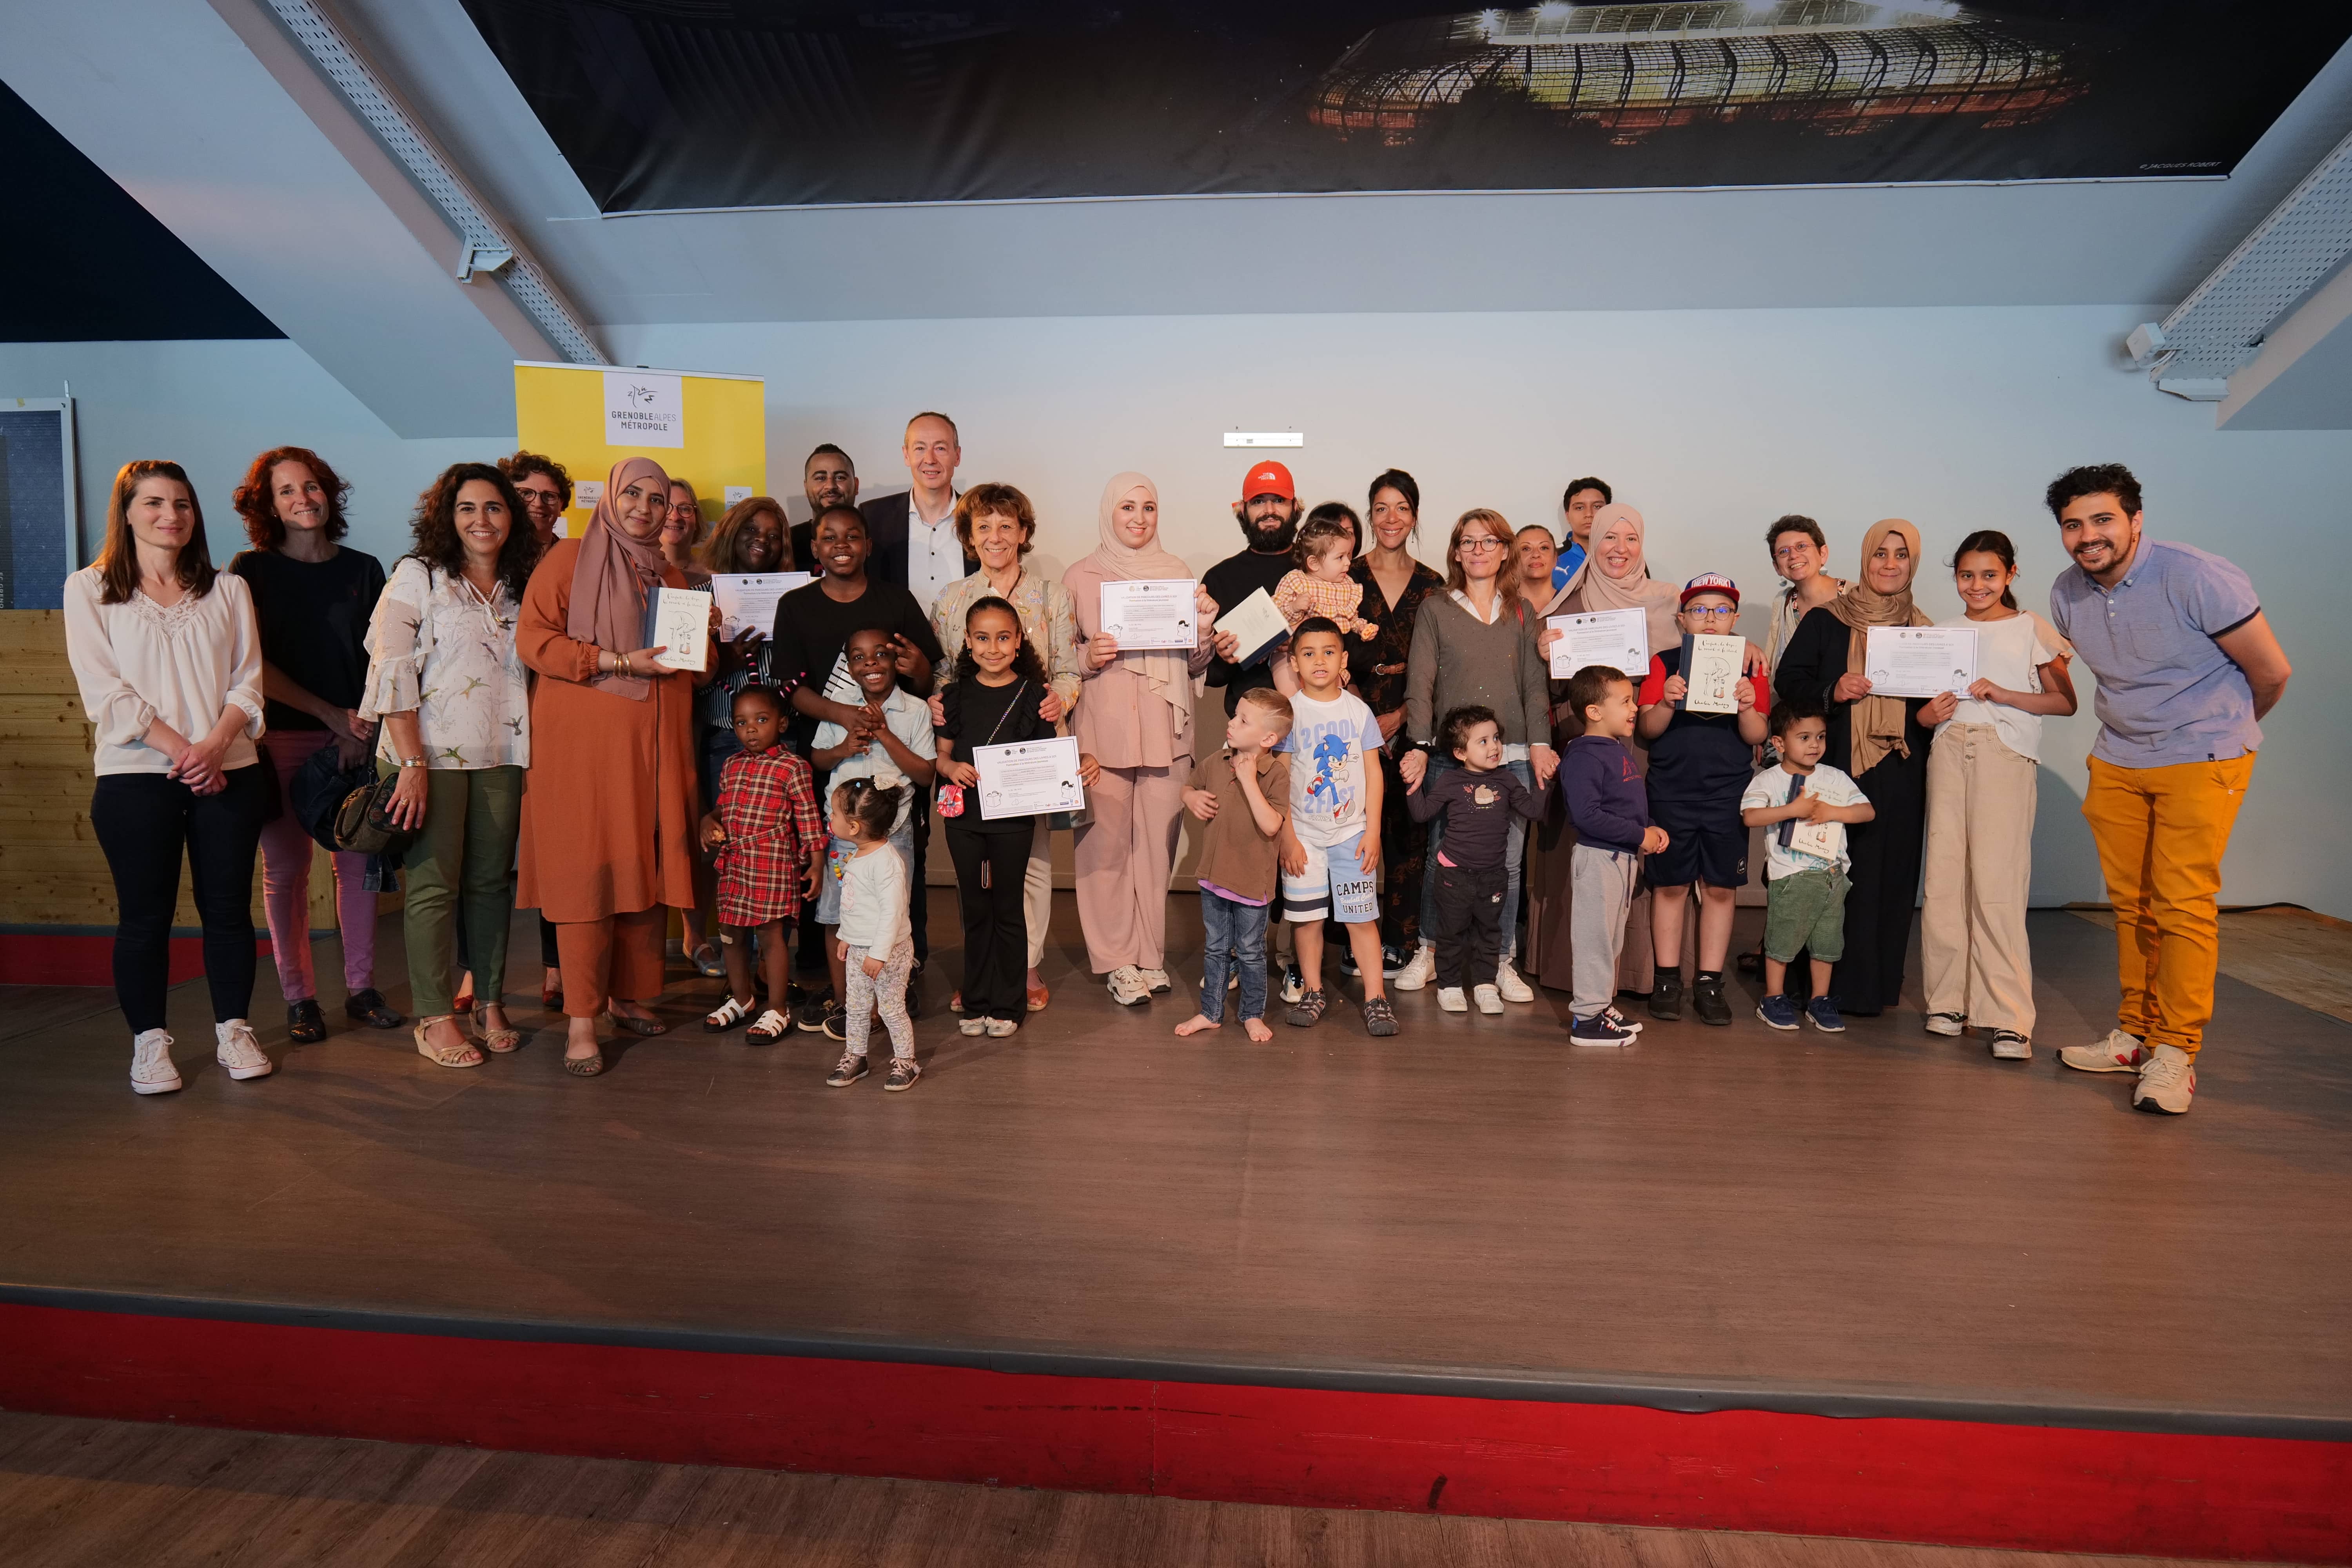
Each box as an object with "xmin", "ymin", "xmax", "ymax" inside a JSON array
[{"xmin": 1175, "ymin": 688, "xmax": 1292, "ymax": 1042}]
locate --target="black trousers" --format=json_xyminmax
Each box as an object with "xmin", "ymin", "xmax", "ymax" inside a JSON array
[
  {"xmin": 1432, "ymin": 861, "xmax": 1505, "ymax": 992},
  {"xmin": 946, "ymin": 820, "xmax": 1033, "ymax": 1022},
  {"xmin": 1835, "ymin": 748, "xmax": 1928, "ymax": 1011},
  {"xmin": 909, "ymin": 788, "xmax": 932, "ymax": 965},
  {"xmin": 89, "ymin": 766, "xmax": 269, "ymax": 1033}
]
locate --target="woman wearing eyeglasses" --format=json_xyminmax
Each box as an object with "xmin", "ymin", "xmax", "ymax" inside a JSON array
[{"xmin": 1391, "ymin": 508, "xmax": 1555, "ymax": 1000}]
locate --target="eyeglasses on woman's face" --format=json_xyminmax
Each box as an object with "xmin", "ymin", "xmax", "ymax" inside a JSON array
[{"xmin": 1457, "ymin": 535, "xmax": 1506, "ymax": 554}]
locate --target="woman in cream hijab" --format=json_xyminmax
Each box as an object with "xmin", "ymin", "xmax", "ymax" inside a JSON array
[
  {"xmin": 1772, "ymin": 518, "xmax": 1942, "ymax": 1017},
  {"xmin": 1063, "ymin": 474, "xmax": 1222, "ymax": 1007}
]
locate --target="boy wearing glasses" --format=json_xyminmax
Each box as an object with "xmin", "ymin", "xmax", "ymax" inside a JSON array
[{"xmin": 1635, "ymin": 574, "xmax": 1768, "ymax": 1025}]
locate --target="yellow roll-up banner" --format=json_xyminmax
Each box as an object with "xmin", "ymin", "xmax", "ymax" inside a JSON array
[{"xmin": 512, "ymin": 361, "xmax": 765, "ymax": 537}]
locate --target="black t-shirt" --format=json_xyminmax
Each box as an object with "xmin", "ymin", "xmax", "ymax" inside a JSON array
[
  {"xmin": 228, "ymin": 546, "xmax": 385, "ymax": 732},
  {"xmin": 1202, "ymin": 548, "xmax": 1295, "ymax": 715},
  {"xmin": 768, "ymin": 577, "xmax": 945, "ymax": 751},
  {"xmin": 939, "ymin": 673, "xmax": 1054, "ymax": 834},
  {"xmin": 1642, "ymin": 644, "xmax": 1766, "ymax": 814}
]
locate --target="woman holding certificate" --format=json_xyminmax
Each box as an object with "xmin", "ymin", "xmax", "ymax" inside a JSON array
[
  {"xmin": 929, "ymin": 483, "xmax": 1083, "ymax": 1012},
  {"xmin": 1773, "ymin": 518, "xmax": 1938, "ymax": 1017},
  {"xmin": 1520, "ymin": 504, "xmax": 1680, "ymax": 999},
  {"xmin": 516, "ymin": 456, "xmax": 711, "ymax": 1075},
  {"xmin": 1065, "ymin": 472, "xmax": 1220, "ymax": 1007}
]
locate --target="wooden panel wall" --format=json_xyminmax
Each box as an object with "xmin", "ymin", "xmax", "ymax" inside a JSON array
[{"xmin": 0, "ymin": 608, "xmax": 366, "ymax": 933}]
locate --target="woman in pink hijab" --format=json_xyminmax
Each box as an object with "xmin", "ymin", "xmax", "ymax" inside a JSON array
[
  {"xmin": 515, "ymin": 456, "xmax": 712, "ymax": 1076},
  {"xmin": 1064, "ymin": 473, "xmax": 1222, "ymax": 1007}
]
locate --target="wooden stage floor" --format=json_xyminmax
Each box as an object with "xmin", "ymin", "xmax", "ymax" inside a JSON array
[{"xmin": 2, "ymin": 897, "xmax": 2347, "ymax": 1432}]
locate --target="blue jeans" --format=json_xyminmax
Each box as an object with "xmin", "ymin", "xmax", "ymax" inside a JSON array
[
  {"xmin": 1418, "ymin": 756, "xmax": 1535, "ymax": 962},
  {"xmin": 1199, "ymin": 888, "xmax": 1270, "ymax": 1024}
]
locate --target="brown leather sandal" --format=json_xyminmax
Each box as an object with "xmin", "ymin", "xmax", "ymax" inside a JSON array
[
  {"xmin": 472, "ymin": 1005, "xmax": 523, "ymax": 1053},
  {"xmin": 413, "ymin": 1015, "xmax": 483, "ymax": 1069},
  {"xmin": 605, "ymin": 1008, "xmax": 667, "ymax": 1037}
]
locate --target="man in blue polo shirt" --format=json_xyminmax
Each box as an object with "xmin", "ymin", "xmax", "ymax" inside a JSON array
[{"xmin": 2045, "ymin": 464, "xmax": 2291, "ymax": 1116}]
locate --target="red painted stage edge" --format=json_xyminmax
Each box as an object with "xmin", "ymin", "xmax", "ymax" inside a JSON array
[
  {"xmin": 0, "ymin": 933, "xmax": 264, "ymax": 987},
  {"xmin": 0, "ymin": 1303, "xmax": 2344, "ymax": 1563}
]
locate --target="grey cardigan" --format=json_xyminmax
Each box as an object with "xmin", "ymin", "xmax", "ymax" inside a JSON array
[{"xmin": 1403, "ymin": 591, "xmax": 1552, "ymax": 750}]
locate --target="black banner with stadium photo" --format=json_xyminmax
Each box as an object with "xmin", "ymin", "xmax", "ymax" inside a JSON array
[{"xmin": 462, "ymin": 1, "xmax": 2351, "ymax": 211}]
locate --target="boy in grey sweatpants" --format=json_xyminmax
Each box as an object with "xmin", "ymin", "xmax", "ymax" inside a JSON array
[{"xmin": 1556, "ymin": 667, "xmax": 1668, "ymax": 1045}]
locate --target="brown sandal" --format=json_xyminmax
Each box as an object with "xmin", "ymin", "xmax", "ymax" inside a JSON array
[
  {"xmin": 413, "ymin": 1015, "xmax": 483, "ymax": 1069},
  {"xmin": 472, "ymin": 1005, "xmax": 523, "ymax": 1053},
  {"xmin": 606, "ymin": 1008, "xmax": 667, "ymax": 1037},
  {"xmin": 563, "ymin": 1051, "xmax": 605, "ymax": 1077}
]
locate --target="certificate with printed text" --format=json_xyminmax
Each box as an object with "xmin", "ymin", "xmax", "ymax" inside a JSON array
[
  {"xmin": 1546, "ymin": 608, "xmax": 1649, "ymax": 679},
  {"xmin": 708, "ymin": 572, "xmax": 811, "ymax": 640},
  {"xmin": 1098, "ymin": 579, "xmax": 1199, "ymax": 651},
  {"xmin": 1865, "ymin": 625, "xmax": 1978, "ymax": 699},
  {"xmin": 975, "ymin": 736, "xmax": 1086, "ymax": 820}
]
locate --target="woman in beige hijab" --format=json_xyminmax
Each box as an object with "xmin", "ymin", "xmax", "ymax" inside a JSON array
[
  {"xmin": 1772, "ymin": 518, "xmax": 1944, "ymax": 1016},
  {"xmin": 1064, "ymin": 473, "xmax": 1221, "ymax": 1007}
]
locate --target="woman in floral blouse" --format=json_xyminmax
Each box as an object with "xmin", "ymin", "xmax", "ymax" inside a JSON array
[
  {"xmin": 362, "ymin": 463, "xmax": 541, "ymax": 1068},
  {"xmin": 928, "ymin": 482, "xmax": 1083, "ymax": 1011}
]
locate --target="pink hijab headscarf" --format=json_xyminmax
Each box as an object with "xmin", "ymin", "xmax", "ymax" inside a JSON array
[
  {"xmin": 1078, "ymin": 472, "xmax": 1196, "ymax": 737},
  {"xmin": 568, "ymin": 456, "xmax": 673, "ymax": 701},
  {"xmin": 1546, "ymin": 502, "xmax": 1680, "ymax": 652}
]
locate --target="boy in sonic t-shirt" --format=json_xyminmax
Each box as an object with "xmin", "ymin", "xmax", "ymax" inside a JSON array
[{"xmin": 1274, "ymin": 619, "xmax": 1398, "ymax": 1038}]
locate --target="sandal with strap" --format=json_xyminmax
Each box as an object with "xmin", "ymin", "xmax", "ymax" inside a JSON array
[
  {"xmin": 745, "ymin": 1008, "xmax": 790, "ymax": 1044},
  {"xmin": 606, "ymin": 1008, "xmax": 668, "ymax": 1037},
  {"xmin": 704, "ymin": 995, "xmax": 754, "ymax": 1033},
  {"xmin": 563, "ymin": 1051, "xmax": 606, "ymax": 1077},
  {"xmin": 471, "ymin": 1005, "xmax": 523, "ymax": 1053},
  {"xmin": 413, "ymin": 1015, "xmax": 483, "ymax": 1069}
]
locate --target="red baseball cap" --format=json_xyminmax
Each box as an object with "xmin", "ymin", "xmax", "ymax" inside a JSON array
[
  {"xmin": 1241, "ymin": 460, "xmax": 1296, "ymax": 502},
  {"xmin": 1679, "ymin": 572, "xmax": 1740, "ymax": 608}
]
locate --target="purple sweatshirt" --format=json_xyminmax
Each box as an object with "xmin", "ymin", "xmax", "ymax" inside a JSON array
[{"xmin": 1558, "ymin": 733, "xmax": 1648, "ymax": 855}]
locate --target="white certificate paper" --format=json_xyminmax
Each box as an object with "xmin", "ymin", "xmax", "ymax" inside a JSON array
[
  {"xmin": 1547, "ymin": 608, "xmax": 1650, "ymax": 679},
  {"xmin": 708, "ymin": 572, "xmax": 811, "ymax": 640},
  {"xmin": 975, "ymin": 735, "xmax": 1085, "ymax": 821},
  {"xmin": 1213, "ymin": 587, "xmax": 1289, "ymax": 667},
  {"xmin": 1098, "ymin": 579, "xmax": 1199, "ymax": 652},
  {"xmin": 1677, "ymin": 633, "xmax": 1746, "ymax": 715},
  {"xmin": 641, "ymin": 586, "xmax": 712, "ymax": 672},
  {"xmin": 1865, "ymin": 625, "xmax": 1978, "ymax": 698}
]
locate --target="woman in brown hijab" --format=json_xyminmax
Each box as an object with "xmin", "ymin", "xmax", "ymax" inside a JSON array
[
  {"xmin": 516, "ymin": 456, "xmax": 711, "ymax": 1074},
  {"xmin": 1772, "ymin": 518, "xmax": 1948, "ymax": 1016}
]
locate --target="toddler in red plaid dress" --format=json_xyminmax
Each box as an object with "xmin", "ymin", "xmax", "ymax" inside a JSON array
[{"xmin": 699, "ymin": 686, "xmax": 824, "ymax": 1042}]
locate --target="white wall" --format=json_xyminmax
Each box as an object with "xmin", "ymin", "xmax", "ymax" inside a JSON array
[{"xmin": 13, "ymin": 304, "xmax": 2346, "ymax": 912}]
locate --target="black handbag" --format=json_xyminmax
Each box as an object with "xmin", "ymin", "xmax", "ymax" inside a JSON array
[
  {"xmin": 290, "ymin": 741, "xmax": 376, "ymax": 852},
  {"xmin": 331, "ymin": 769, "xmax": 421, "ymax": 859}
]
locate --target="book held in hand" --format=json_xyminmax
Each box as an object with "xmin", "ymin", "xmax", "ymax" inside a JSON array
[{"xmin": 641, "ymin": 586, "xmax": 713, "ymax": 673}]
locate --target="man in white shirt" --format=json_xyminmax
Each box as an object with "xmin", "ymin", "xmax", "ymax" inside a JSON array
[{"xmin": 860, "ymin": 411, "xmax": 976, "ymax": 617}]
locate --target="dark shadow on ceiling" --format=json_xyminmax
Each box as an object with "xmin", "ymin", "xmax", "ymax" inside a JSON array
[{"xmin": 0, "ymin": 79, "xmax": 281, "ymax": 343}]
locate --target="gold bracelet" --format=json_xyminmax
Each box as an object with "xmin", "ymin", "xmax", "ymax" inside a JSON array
[{"xmin": 618, "ymin": 653, "xmax": 631, "ymax": 679}]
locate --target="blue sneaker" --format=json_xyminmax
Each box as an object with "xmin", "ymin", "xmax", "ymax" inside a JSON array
[
  {"xmin": 1806, "ymin": 996, "xmax": 1846, "ymax": 1033},
  {"xmin": 1755, "ymin": 993, "xmax": 1800, "ymax": 1031}
]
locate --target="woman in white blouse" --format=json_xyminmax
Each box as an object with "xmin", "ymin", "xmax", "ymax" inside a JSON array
[
  {"xmin": 361, "ymin": 463, "xmax": 541, "ymax": 1068},
  {"xmin": 64, "ymin": 460, "xmax": 274, "ymax": 1095}
]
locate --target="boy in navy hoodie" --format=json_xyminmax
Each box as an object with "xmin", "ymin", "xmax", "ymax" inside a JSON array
[{"xmin": 1558, "ymin": 665, "xmax": 1668, "ymax": 1044}]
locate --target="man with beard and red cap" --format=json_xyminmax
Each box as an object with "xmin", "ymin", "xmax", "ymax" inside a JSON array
[{"xmin": 1203, "ymin": 460, "xmax": 1303, "ymax": 717}]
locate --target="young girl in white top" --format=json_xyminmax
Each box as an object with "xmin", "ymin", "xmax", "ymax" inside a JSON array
[
  {"xmin": 825, "ymin": 777, "xmax": 919, "ymax": 1091},
  {"xmin": 63, "ymin": 461, "xmax": 274, "ymax": 1095},
  {"xmin": 1920, "ymin": 530, "xmax": 2077, "ymax": 1060}
]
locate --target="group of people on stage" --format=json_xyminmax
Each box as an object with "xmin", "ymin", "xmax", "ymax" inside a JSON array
[{"xmin": 64, "ymin": 416, "xmax": 2288, "ymax": 1114}]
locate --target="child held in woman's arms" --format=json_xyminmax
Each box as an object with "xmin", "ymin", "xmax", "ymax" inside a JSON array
[
  {"xmin": 1406, "ymin": 705, "xmax": 1545, "ymax": 1014},
  {"xmin": 1637, "ymin": 575, "xmax": 1769, "ymax": 1027},
  {"xmin": 1176, "ymin": 686, "xmax": 1293, "ymax": 1042},
  {"xmin": 1271, "ymin": 515, "xmax": 1377, "ymax": 696},
  {"xmin": 1740, "ymin": 698, "xmax": 1875, "ymax": 1036},
  {"xmin": 934, "ymin": 597, "xmax": 1100, "ymax": 1038},
  {"xmin": 808, "ymin": 626, "xmax": 935, "ymax": 1038},
  {"xmin": 825, "ymin": 779, "xmax": 921, "ymax": 1091},
  {"xmin": 1558, "ymin": 666, "xmax": 1668, "ymax": 1046},
  {"xmin": 698, "ymin": 686, "xmax": 825, "ymax": 1042}
]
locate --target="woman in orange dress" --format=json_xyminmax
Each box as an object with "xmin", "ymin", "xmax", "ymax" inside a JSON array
[{"xmin": 515, "ymin": 456, "xmax": 710, "ymax": 1076}]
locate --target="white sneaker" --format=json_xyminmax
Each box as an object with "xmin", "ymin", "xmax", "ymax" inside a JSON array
[
  {"xmin": 958, "ymin": 1016, "xmax": 988, "ymax": 1036},
  {"xmin": 1473, "ymin": 984, "xmax": 1504, "ymax": 1015},
  {"xmin": 2060, "ymin": 1027, "xmax": 2149, "ymax": 1074},
  {"xmin": 1105, "ymin": 966, "xmax": 1151, "ymax": 1006},
  {"xmin": 130, "ymin": 1029, "xmax": 181, "ymax": 1095},
  {"xmin": 1989, "ymin": 1031, "xmax": 2032, "ymax": 1061},
  {"xmin": 1924, "ymin": 1012, "xmax": 1967, "ymax": 1038},
  {"xmin": 214, "ymin": 1020, "xmax": 273, "ymax": 1080},
  {"xmin": 1493, "ymin": 958, "xmax": 1534, "ymax": 1003},
  {"xmin": 1392, "ymin": 944, "xmax": 1436, "ymax": 991},
  {"xmin": 1137, "ymin": 967, "xmax": 1172, "ymax": 995},
  {"xmin": 1437, "ymin": 986, "xmax": 1468, "ymax": 1012},
  {"xmin": 2133, "ymin": 1044, "xmax": 2196, "ymax": 1114}
]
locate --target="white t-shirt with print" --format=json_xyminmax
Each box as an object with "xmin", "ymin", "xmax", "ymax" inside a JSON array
[
  {"xmin": 1277, "ymin": 690, "xmax": 1381, "ymax": 849},
  {"xmin": 1936, "ymin": 611, "xmax": 2069, "ymax": 765},
  {"xmin": 1741, "ymin": 762, "xmax": 1869, "ymax": 879}
]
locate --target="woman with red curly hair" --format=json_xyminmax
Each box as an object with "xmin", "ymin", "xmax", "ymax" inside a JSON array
[{"xmin": 227, "ymin": 445, "xmax": 401, "ymax": 1045}]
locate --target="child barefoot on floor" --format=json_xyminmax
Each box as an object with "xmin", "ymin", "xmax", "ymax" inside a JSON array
[{"xmin": 1176, "ymin": 687, "xmax": 1293, "ymax": 1042}]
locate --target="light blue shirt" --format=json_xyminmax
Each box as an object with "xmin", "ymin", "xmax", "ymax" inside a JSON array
[{"xmin": 2049, "ymin": 537, "xmax": 2261, "ymax": 768}]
